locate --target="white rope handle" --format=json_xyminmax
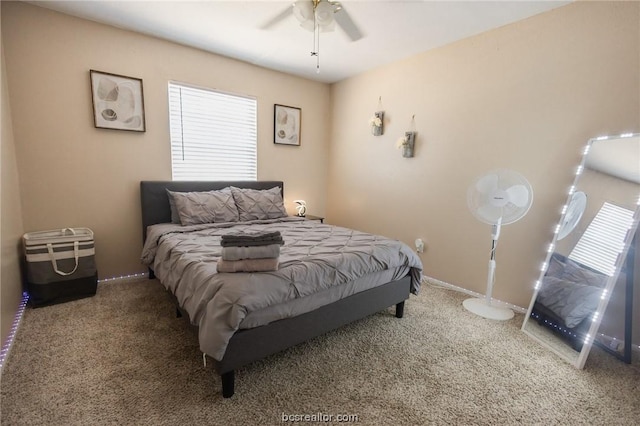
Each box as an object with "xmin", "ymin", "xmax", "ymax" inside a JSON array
[{"xmin": 47, "ymin": 241, "xmax": 79, "ymax": 276}]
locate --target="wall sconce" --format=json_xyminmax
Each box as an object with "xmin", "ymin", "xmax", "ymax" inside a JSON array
[{"xmin": 294, "ymin": 200, "xmax": 307, "ymax": 217}]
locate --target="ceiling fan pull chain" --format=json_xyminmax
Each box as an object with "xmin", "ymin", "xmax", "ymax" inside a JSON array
[{"xmin": 316, "ymin": 21, "xmax": 320, "ymax": 73}]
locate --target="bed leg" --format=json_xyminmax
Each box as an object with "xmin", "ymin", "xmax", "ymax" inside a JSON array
[
  {"xmin": 221, "ymin": 371, "xmax": 235, "ymax": 398},
  {"xmin": 395, "ymin": 301, "xmax": 405, "ymax": 318}
]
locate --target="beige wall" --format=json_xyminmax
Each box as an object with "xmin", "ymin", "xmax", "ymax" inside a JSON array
[
  {"xmin": 1, "ymin": 39, "xmax": 26, "ymax": 344},
  {"xmin": 327, "ymin": 1, "xmax": 640, "ymax": 308},
  {"xmin": 1, "ymin": 2, "xmax": 330, "ymax": 283}
]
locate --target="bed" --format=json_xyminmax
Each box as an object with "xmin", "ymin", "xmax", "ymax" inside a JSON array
[
  {"xmin": 140, "ymin": 180, "xmax": 423, "ymax": 397},
  {"xmin": 531, "ymin": 252, "xmax": 608, "ymax": 351}
]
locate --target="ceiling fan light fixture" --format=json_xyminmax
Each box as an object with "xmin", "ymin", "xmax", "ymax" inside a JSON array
[
  {"xmin": 314, "ymin": 1, "xmax": 335, "ymax": 27},
  {"xmin": 293, "ymin": 0, "xmax": 336, "ymax": 32},
  {"xmin": 293, "ymin": 0, "xmax": 314, "ymax": 24}
]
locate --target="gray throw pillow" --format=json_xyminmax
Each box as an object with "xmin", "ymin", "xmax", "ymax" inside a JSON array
[
  {"xmin": 166, "ymin": 189, "xmax": 181, "ymax": 224},
  {"xmin": 168, "ymin": 188, "xmax": 239, "ymax": 225},
  {"xmin": 231, "ymin": 186, "xmax": 288, "ymax": 221}
]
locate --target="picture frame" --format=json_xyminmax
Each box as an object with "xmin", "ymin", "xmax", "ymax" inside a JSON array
[
  {"xmin": 274, "ymin": 104, "xmax": 301, "ymax": 146},
  {"xmin": 90, "ymin": 70, "xmax": 146, "ymax": 132}
]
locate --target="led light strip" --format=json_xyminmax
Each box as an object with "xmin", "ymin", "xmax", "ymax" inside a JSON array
[
  {"xmin": 98, "ymin": 272, "xmax": 147, "ymax": 283},
  {"xmin": 0, "ymin": 292, "xmax": 29, "ymax": 372}
]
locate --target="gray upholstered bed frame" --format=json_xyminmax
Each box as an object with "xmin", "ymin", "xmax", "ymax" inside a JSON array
[{"xmin": 140, "ymin": 180, "xmax": 411, "ymax": 398}]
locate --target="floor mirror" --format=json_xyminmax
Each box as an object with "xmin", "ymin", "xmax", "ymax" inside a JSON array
[{"xmin": 521, "ymin": 133, "xmax": 640, "ymax": 369}]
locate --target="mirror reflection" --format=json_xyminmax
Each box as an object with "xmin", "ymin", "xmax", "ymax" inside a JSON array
[{"xmin": 522, "ymin": 134, "xmax": 640, "ymax": 368}]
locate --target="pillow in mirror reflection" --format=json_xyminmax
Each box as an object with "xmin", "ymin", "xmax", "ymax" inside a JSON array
[
  {"xmin": 560, "ymin": 260, "xmax": 608, "ymax": 288},
  {"xmin": 538, "ymin": 276, "xmax": 602, "ymax": 328}
]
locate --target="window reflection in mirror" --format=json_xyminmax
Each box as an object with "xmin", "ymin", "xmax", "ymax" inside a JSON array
[{"xmin": 522, "ymin": 133, "xmax": 640, "ymax": 368}]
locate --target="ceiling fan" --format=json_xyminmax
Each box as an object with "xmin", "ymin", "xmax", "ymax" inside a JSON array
[{"xmin": 262, "ymin": 0, "xmax": 364, "ymax": 42}]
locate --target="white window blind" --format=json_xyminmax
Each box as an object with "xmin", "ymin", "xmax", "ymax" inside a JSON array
[
  {"xmin": 168, "ymin": 82, "xmax": 257, "ymax": 181},
  {"xmin": 568, "ymin": 202, "xmax": 635, "ymax": 276}
]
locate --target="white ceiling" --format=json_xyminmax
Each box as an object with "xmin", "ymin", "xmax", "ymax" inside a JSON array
[{"xmin": 28, "ymin": 0, "xmax": 571, "ymax": 84}]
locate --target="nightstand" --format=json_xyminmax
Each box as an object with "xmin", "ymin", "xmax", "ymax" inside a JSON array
[{"xmin": 301, "ymin": 215, "xmax": 324, "ymax": 223}]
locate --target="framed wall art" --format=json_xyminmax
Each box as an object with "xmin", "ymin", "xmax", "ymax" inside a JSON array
[
  {"xmin": 274, "ymin": 104, "xmax": 301, "ymax": 146},
  {"xmin": 90, "ymin": 70, "xmax": 146, "ymax": 132}
]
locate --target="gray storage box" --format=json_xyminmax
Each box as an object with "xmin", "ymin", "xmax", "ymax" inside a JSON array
[{"xmin": 23, "ymin": 228, "xmax": 97, "ymax": 307}]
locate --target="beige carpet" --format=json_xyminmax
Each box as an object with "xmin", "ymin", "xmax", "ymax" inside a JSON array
[{"xmin": 1, "ymin": 279, "xmax": 638, "ymax": 425}]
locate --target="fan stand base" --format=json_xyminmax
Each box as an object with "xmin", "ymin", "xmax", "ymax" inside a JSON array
[{"xmin": 463, "ymin": 297, "xmax": 514, "ymax": 321}]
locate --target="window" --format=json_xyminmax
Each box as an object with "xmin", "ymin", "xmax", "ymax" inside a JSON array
[
  {"xmin": 568, "ymin": 202, "xmax": 635, "ymax": 276},
  {"xmin": 168, "ymin": 82, "xmax": 257, "ymax": 181}
]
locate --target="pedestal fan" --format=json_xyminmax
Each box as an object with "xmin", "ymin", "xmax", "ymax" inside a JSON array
[{"xmin": 464, "ymin": 169, "xmax": 534, "ymax": 320}]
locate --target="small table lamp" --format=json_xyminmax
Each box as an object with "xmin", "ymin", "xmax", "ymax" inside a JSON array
[{"xmin": 294, "ymin": 200, "xmax": 307, "ymax": 217}]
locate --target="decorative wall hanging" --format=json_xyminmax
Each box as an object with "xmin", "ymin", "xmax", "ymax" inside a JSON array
[
  {"xmin": 369, "ymin": 96, "xmax": 384, "ymax": 136},
  {"xmin": 395, "ymin": 114, "xmax": 416, "ymax": 158},
  {"xmin": 396, "ymin": 131, "xmax": 416, "ymax": 158},
  {"xmin": 274, "ymin": 104, "xmax": 301, "ymax": 146},
  {"xmin": 369, "ymin": 111, "xmax": 384, "ymax": 136},
  {"xmin": 89, "ymin": 70, "xmax": 145, "ymax": 132}
]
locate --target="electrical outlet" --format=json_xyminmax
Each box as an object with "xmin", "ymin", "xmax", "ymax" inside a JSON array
[{"xmin": 415, "ymin": 238, "xmax": 425, "ymax": 253}]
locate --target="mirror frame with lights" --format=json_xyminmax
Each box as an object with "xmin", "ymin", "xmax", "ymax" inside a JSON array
[{"xmin": 521, "ymin": 133, "xmax": 640, "ymax": 369}]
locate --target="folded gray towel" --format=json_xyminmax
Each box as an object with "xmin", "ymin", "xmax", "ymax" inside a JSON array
[
  {"xmin": 216, "ymin": 258, "xmax": 279, "ymax": 273},
  {"xmin": 221, "ymin": 231, "xmax": 284, "ymax": 247},
  {"xmin": 221, "ymin": 244, "xmax": 281, "ymax": 261},
  {"xmin": 222, "ymin": 230, "xmax": 281, "ymax": 242},
  {"xmin": 221, "ymin": 237, "xmax": 284, "ymax": 247}
]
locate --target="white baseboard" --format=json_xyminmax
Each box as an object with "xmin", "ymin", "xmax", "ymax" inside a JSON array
[{"xmin": 421, "ymin": 275, "xmax": 527, "ymax": 314}]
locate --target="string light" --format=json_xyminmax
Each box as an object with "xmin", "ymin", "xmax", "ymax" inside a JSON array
[{"xmin": 98, "ymin": 272, "xmax": 147, "ymax": 283}]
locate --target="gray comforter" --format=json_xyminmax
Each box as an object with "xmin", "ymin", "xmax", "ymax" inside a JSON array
[{"xmin": 141, "ymin": 217, "xmax": 423, "ymax": 360}]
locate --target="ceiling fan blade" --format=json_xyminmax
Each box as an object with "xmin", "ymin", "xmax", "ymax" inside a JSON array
[
  {"xmin": 260, "ymin": 5, "xmax": 293, "ymax": 30},
  {"xmin": 334, "ymin": 7, "xmax": 363, "ymax": 41},
  {"xmin": 506, "ymin": 184, "xmax": 530, "ymax": 207}
]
